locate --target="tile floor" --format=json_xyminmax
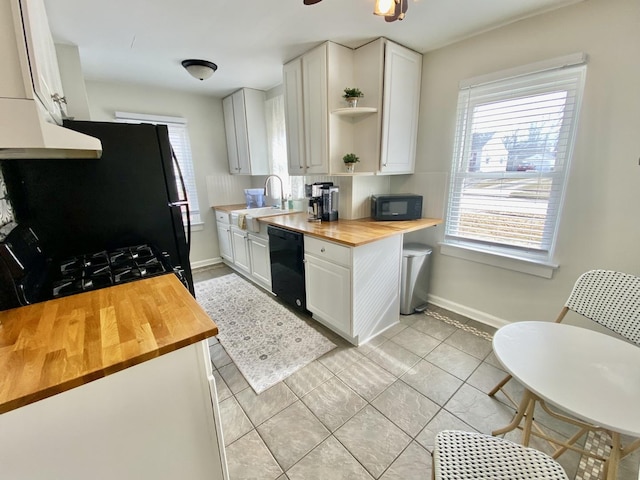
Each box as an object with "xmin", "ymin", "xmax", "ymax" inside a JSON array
[{"xmin": 195, "ymin": 265, "xmax": 640, "ymax": 480}]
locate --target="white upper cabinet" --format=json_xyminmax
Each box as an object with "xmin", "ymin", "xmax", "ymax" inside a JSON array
[
  {"xmin": 301, "ymin": 44, "xmax": 329, "ymax": 175},
  {"xmin": 379, "ymin": 41, "xmax": 422, "ymax": 174},
  {"xmin": 222, "ymin": 88, "xmax": 269, "ymax": 175},
  {"xmin": 2, "ymin": 0, "xmax": 66, "ymax": 123},
  {"xmin": 283, "ymin": 58, "xmax": 306, "ymax": 174},
  {"xmin": 283, "ymin": 38, "xmax": 422, "ymax": 176}
]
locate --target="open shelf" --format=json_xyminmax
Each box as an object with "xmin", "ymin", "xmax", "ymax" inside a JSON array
[{"xmin": 331, "ymin": 107, "xmax": 378, "ymax": 117}]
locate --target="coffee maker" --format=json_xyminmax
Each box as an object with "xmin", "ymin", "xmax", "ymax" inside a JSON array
[
  {"xmin": 321, "ymin": 185, "xmax": 339, "ymax": 222},
  {"xmin": 305, "ymin": 182, "xmax": 338, "ymax": 222}
]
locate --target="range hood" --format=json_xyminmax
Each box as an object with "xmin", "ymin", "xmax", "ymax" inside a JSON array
[{"xmin": 0, "ymin": 97, "xmax": 102, "ymax": 159}]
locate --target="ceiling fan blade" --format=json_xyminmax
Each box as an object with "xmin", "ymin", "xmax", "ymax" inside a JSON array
[
  {"xmin": 303, "ymin": 0, "xmax": 323, "ymax": 4},
  {"xmin": 385, "ymin": 0, "xmax": 408, "ymax": 22}
]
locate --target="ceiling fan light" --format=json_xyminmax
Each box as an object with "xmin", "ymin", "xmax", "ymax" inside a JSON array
[
  {"xmin": 181, "ymin": 59, "xmax": 218, "ymax": 81},
  {"xmin": 374, "ymin": 0, "xmax": 396, "ymax": 16}
]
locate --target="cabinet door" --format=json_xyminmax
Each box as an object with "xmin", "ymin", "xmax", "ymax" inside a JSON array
[
  {"xmin": 248, "ymin": 234, "xmax": 271, "ymax": 288},
  {"xmin": 283, "ymin": 59, "xmax": 306, "ymax": 175},
  {"xmin": 222, "ymin": 95, "xmax": 240, "ymax": 174},
  {"xmin": 305, "ymin": 254, "xmax": 351, "ymax": 336},
  {"xmin": 379, "ymin": 41, "xmax": 422, "ymax": 174},
  {"xmin": 302, "ymin": 44, "xmax": 329, "ymax": 175},
  {"xmin": 230, "ymin": 227, "xmax": 250, "ymax": 272},
  {"xmin": 216, "ymin": 224, "xmax": 233, "ymax": 262},
  {"xmin": 20, "ymin": 0, "xmax": 65, "ymax": 123},
  {"xmin": 231, "ymin": 91, "xmax": 251, "ymax": 174}
]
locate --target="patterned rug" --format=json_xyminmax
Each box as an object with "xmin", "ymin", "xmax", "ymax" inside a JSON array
[{"xmin": 195, "ymin": 273, "xmax": 336, "ymax": 394}]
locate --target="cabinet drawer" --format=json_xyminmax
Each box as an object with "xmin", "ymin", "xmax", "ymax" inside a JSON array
[
  {"xmin": 215, "ymin": 211, "xmax": 230, "ymax": 224},
  {"xmin": 304, "ymin": 236, "xmax": 351, "ymax": 267}
]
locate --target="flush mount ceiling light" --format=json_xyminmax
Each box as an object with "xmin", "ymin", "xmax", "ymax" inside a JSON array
[
  {"xmin": 181, "ymin": 59, "xmax": 218, "ymax": 81},
  {"xmin": 303, "ymin": 0, "xmax": 408, "ymax": 22}
]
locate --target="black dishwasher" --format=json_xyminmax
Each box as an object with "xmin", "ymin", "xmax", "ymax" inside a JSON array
[{"xmin": 268, "ymin": 225, "xmax": 307, "ymax": 313}]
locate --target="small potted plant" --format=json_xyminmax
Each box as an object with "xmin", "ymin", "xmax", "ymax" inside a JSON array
[
  {"xmin": 343, "ymin": 153, "xmax": 360, "ymax": 173},
  {"xmin": 343, "ymin": 87, "xmax": 363, "ymax": 108}
]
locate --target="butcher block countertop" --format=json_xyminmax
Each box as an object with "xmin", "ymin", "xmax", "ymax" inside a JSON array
[
  {"xmin": 0, "ymin": 274, "xmax": 217, "ymax": 414},
  {"xmin": 212, "ymin": 206, "xmax": 441, "ymax": 246}
]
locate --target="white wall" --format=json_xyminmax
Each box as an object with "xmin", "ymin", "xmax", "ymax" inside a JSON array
[
  {"xmin": 403, "ymin": 0, "xmax": 640, "ymax": 326},
  {"xmin": 86, "ymin": 81, "xmax": 229, "ymax": 267}
]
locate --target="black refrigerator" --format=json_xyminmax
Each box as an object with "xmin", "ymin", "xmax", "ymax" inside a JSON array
[{"xmin": 1, "ymin": 120, "xmax": 194, "ymax": 295}]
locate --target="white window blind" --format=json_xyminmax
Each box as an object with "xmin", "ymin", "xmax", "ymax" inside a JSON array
[
  {"xmin": 445, "ymin": 56, "xmax": 587, "ymax": 264},
  {"xmin": 114, "ymin": 112, "xmax": 201, "ymax": 225}
]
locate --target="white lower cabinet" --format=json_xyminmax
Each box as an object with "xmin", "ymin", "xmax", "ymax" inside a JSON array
[
  {"xmin": 248, "ymin": 233, "xmax": 271, "ymax": 288},
  {"xmin": 216, "ymin": 210, "xmax": 271, "ymax": 289},
  {"xmin": 217, "ymin": 224, "xmax": 233, "ymax": 262},
  {"xmin": 305, "ymin": 253, "xmax": 351, "ymax": 336},
  {"xmin": 0, "ymin": 341, "xmax": 228, "ymax": 480},
  {"xmin": 230, "ymin": 226, "xmax": 250, "ymax": 273},
  {"xmin": 304, "ymin": 234, "xmax": 402, "ymax": 345}
]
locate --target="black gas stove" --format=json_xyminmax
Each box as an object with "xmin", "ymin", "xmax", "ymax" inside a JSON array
[
  {"xmin": 51, "ymin": 244, "xmax": 180, "ymax": 299},
  {"xmin": 0, "ymin": 225, "xmax": 187, "ymax": 310}
]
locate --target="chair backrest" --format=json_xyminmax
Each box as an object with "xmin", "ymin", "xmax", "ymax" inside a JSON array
[{"xmin": 565, "ymin": 270, "xmax": 640, "ymax": 345}]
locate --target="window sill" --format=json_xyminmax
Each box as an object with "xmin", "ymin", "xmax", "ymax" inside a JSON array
[
  {"xmin": 439, "ymin": 242, "xmax": 558, "ymax": 279},
  {"xmin": 189, "ymin": 222, "xmax": 204, "ymax": 232}
]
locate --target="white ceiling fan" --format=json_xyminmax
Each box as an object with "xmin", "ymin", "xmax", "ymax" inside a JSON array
[{"xmin": 303, "ymin": 0, "xmax": 409, "ymax": 22}]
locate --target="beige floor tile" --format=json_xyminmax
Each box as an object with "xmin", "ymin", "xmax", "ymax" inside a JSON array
[
  {"xmin": 411, "ymin": 315, "xmax": 458, "ymax": 340},
  {"xmin": 283, "ymin": 360, "xmax": 333, "ymax": 397},
  {"xmin": 218, "ymin": 362, "xmax": 251, "ymax": 394},
  {"xmin": 334, "ymin": 405, "xmax": 412, "ymax": 478},
  {"xmin": 356, "ymin": 334, "xmax": 388, "ymax": 355},
  {"xmin": 219, "ymin": 396, "xmax": 253, "ymax": 446},
  {"xmin": 226, "ymin": 430, "xmax": 283, "ymax": 480},
  {"xmin": 212, "ymin": 369, "xmax": 233, "ymax": 402},
  {"xmin": 337, "ymin": 356, "xmax": 397, "ymax": 402},
  {"xmin": 236, "ymin": 382, "xmax": 298, "ymax": 426},
  {"xmin": 444, "ymin": 384, "xmax": 515, "ymax": 435},
  {"xmin": 425, "ymin": 342, "xmax": 482, "ymax": 380},
  {"xmin": 415, "ymin": 409, "xmax": 477, "ymax": 452},
  {"xmin": 389, "ymin": 326, "xmax": 441, "ymax": 357},
  {"xmin": 444, "ymin": 329, "xmax": 493, "ymax": 359},
  {"xmin": 301, "ymin": 376, "xmax": 367, "ymax": 432},
  {"xmin": 257, "ymin": 401, "xmax": 330, "ymax": 471},
  {"xmin": 366, "ymin": 340, "xmax": 421, "ymax": 377},
  {"xmin": 209, "ymin": 343, "xmax": 232, "ymax": 369},
  {"xmin": 286, "ymin": 436, "xmax": 374, "ymax": 480},
  {"xmin": 380, "ymin": 321, "xmax": 409, "ymax": 339},
  {"xmin": 380, "ymin": 441, "xmax": 432, "ymax": 480},
  {"xmin": 401, "ymin": 359, "xmax": 463, "ymax": 406},
  {"xmin": 318, "ymin": 345, "xmax": 365, "ymax": 374},
  {"xmin": 372, "ymin": 380, "xmax": 440, "ymax": 437}
]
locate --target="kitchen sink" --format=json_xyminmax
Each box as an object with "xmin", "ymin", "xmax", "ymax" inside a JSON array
[
  {"xmin": 230, "ymin": 206, "xmax": 301, "ymax": 233},
  {"xmin": 231, "ymin": 206, "xmax": 296, "ymax": 218}
]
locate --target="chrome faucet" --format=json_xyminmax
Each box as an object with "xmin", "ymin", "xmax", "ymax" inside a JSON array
[{"xmin": 263, "ymin": 174, "xmax": 285, "ymax": 210}]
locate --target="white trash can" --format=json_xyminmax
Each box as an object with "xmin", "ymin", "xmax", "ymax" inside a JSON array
[{"xmin": 400, "ymin": 243, "xmax": 432, "ymax": 315}]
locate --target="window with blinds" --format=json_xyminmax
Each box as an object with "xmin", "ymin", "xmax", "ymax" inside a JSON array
[
  {"xmin": 444, "ymin": 55, "xmax": 587, "ymax": 264},
  {"xmin": 114, "ymin": 112, "xmax": 201, "ymax": 226}
]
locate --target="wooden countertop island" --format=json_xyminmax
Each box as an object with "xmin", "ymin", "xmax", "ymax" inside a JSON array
[
  {"xmin": 0, "ymin": 274, "xmax": 228, "ymax": 480},
  {"xmin": 260, "ymin": 213, "xmax": 442, "ymax": 247},
  {"xmin": 0, "ymin": 273, "xmax": 218, "ymax": 414}
]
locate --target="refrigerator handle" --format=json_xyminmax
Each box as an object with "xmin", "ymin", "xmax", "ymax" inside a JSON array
[{"xmin": 170, "ymin": 146, "xmax": 191, "ymax": 255}]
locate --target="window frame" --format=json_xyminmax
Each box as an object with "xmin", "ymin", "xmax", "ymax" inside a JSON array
[{"xmin": 442, "ymin": 54, "xmax": 587, "ymax": 277}]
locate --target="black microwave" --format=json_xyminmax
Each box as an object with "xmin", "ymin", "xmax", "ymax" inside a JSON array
[{"xmin": 371, "ymin": 194, "xmax": 423, "ymax": 221}]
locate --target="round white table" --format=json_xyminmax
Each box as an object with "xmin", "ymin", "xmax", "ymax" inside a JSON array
[{"xmin": 492, "ymin": 321, "xmax": 640, "ymax": 480}]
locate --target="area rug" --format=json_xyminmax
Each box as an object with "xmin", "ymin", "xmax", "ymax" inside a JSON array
[{"xmin": 195, "ymin": 273, "xmax": 336, "ymax": 394}]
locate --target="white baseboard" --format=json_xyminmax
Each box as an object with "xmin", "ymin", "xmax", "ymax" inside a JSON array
[
  {"xmin": 427, "ymin": 294, "xmax": 511, "ymax": 330},
  {"xmin": 191, "ymin": 257, "xmax": 222, "ymax": 271}
]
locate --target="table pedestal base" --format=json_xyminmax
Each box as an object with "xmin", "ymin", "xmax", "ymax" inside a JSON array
[{"xmin": 492, "ymin": 388, "xmax": 639, "ymax": 480}]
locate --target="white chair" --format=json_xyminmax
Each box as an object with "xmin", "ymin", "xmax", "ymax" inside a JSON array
[
  {"xmin": 489, "ymin": 269, "xmax": 640, "ymax": 402},
  {"xmin": 432, "ymin": 430, "xmax": 569, "ymax": 480}
]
